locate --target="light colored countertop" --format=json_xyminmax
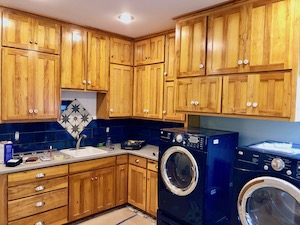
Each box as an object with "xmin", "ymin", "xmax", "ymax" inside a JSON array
[{"xmin": 0, "ymin": 144, "xmax": 158, "ymax": 175}]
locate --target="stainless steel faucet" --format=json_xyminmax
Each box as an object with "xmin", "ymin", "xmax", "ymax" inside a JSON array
[{"xmin": 75, "ymin": 134, "xmax": 87, "ymax": 150}]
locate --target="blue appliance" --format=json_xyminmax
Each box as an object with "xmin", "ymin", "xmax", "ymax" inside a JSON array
[
  {"xmin": 231, "ymin": 141, "xmax": 300, "ymax": 225},
  {"xmin": 158, "ymin": 128, "xmax": 238, "ymax": 225}
]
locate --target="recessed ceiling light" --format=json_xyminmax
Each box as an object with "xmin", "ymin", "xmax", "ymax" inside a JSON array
[{"xmin": 117, "ymin": 12, "xmax": 135, "ymax": 24}]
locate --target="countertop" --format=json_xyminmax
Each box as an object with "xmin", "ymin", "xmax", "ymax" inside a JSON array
[{"xmin": 0, "ymin": 144, "xmax": 158, "ymax": 175}]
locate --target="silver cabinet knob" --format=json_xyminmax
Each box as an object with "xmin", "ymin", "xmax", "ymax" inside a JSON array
[
  {"xmin": 246, "ymin": 102, "xmax": 252, "ymax": 107},
  {"xmin": 191, "ymin": 101, "xmax": 195, "ymax": 105},
  {"xmin": 143, "ymin": 109, "xmax": 146, "ymax": 113},
  {"xmin": 29, "ymin": 109, "xmax": 34, "ymax": 114},
  {"xmin": 194, "ymin": 101, "xmax": 199, "ymax": 106},
  {"xmin": 35, "ymin": 173, "xmax": 45, "ymax": 178},
  {"xmin": 87, "ymin": 80, "xmax": 92, "ymax": 85},
  {"xmin": 35, "ymin": 186, "xmax": 45, "ymax": 192},
  {"xmin": 252, "ymin": 102, "xmax": 258, "ymax": 108},
  {"xmin": 243, "ymin": 59, "xmax": 249, "ymax": 65},
  {"xmin": 135, "ymin": 159, "xmax": 140, "ymax": 163},
  {"xmin": 82, "ymin": 80, "xmax": 87, "ymax": 84},
  {"xmin": 35, "ymin": 221, "xmax": 44, "ymax": 225},
  {"xmin": 163, "ymin": 110, "xmax": 166, "ymax": 114},
  {"xmin": 110, "ymin": 108, "xmax": 114, "ymax": 113},
  {"xmin": 164, "ymin": 72, "xmax": 167, "ymax": 76},
  {"xmin": 35, "ymin": 201, "xmax": 45, "ymax": 207},
  {"xmin": 199, "ymin": 64, "xmax": 204, "ymax": 69},
  {"xmin": 34, "ymin": 109, "xmax": 38, "ymax": 114},
  {"xmin": 95, "ymin": 177, "xmax": 98, "ymax": 180},
  {"xmin": 238, "ymin": 59, "xmax": 243, "ymax": 65}
]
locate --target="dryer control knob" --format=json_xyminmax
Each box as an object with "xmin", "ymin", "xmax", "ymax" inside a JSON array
[
  {"xmin": 286, "ymin": 170, "xmax": 292, "ymax": 176},
  {"xmin": 176, "ymin": 134, "xmax": 183, "ymax": 143},
  {"xmin": 264, "ymin": 165, "xmax": 269, "ymax": 170},
  {"xmin": 271, "ymin": 158, "xmax": 285, "ymax": 171}
]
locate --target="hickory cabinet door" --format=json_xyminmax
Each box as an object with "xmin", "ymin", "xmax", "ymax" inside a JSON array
[
  {"xmin": 87, "ymin": 32, "xmax": 109, "ymax": 91},
  {"xmin": 176, "ymin": 16, "xmax": 207, "ymax": 77},
  {"xmin": 110, "ymin": 38, "xmax": 133, "ymax": 66},
  {"xmin": 115, "ymin": 164, "xmax": 128, "ymax": 206},
  {"xmin": 61, "ymin": 25, "xmax": 87, "ymax": 89},
  {"xmin": 149, "ymin": 35, "xmax": 165, "ymax": 64},
  {"xmin": 134, "ymin": 39, "xmax": 150, "ymax": 66},
  {"xmin": 133, "ymin": 66, "xmax": 148, "ymax": 117},
  {"xmin": 110, "ymin": 64, "xmax": 133, "ymax": 117},
  {"xmin": 165, "ymin": 33, "xmax": 176, "ymax": 81}
]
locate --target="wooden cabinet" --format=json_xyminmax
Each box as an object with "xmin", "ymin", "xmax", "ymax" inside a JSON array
[
  {"xmin": 61, "ymin": 25, "xmax": 87, "ymax": 90},
  {"xmin": 87, "ymin": 32, "xmax": 109, "ymax": 91},
  {"xmin": 207, "ymin": 0, "xmax": 292, "ymax": 75},
  {"xmin": 2, "ymin": 10, "xmax": 61, "ymax": 54},
  {"xmin": 165, "ymin": 33, "xmax": 176, "ymax": 81},
  {"xmin": 176, "ymin": 16, "xmax": 207, "ymax": 77},
  {"xmin": 134, "ymin": 35, "xmax": 165, "ymax": 65},
  {"xmin": 176, "ymin": 76, "xmax": 222, "ymax": 113},
  {"xmin": 69, "ymin": 157, "xmax": 116, "ymax": 221},
  {"xmin": 133, "ymin": 64, "xmax": 164, "ymax": 119},
  {"xmin": 0, "ymin": 174, "xmax": 8, "ymax": 225},
  {"xmin": 2, "ymin": 48, "xmax": 60, "ymax": 121},
  {"xmin": 110, "ymin": 37, "xmax": 133, "ymax": 65},
  {"xmin": 163, "ymin": 81, "xmax": 185, "ymax": 121},
  {"xmin": 207, "ymin": 6, "xmax": 245, "ymax": 75},
  {"xmin": 128, "ymin": 164, "xmax": 147, "ymax": 210},
  {"xmin": 222, "ymin": 72, "xmax": 291, "ymax": 118},
  {"xmin": 116, "ymin": 155, "xmax": 128, "ymax": 206},
  {"xmin": 109, "ymin": 64, "xmax": 133, "ymax": 117},
  {"xmin": 146, "ymin": 170, "xmax": 158, "ymax": 217}
]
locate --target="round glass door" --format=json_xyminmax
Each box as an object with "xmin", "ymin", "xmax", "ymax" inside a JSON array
[
  {"xmin": 238, "ymin": 176, "xmax": 300, "ymax": 225},
  {"xmin": 160, "ymin": 146, "xmax": 199, "ymax": 196}
]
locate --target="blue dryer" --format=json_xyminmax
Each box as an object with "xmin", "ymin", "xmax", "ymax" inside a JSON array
[
  {"xmin": 158, "ymin": 128, "xmax": 238, "ymax": 225},
  {"xmin": 231, "ymin": 141, "xmax": 300, "ymax": 225}
]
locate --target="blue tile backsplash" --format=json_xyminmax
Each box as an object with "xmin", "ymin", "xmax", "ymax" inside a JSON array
[{"xmin": 0, "ymin": 119, "xmax": 183, "ymax": 153}]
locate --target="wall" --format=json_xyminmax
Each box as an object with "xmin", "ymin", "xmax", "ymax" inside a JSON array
[{"xmin": 200, "ymin": 116, "xmax": 300, "ymax": 146}]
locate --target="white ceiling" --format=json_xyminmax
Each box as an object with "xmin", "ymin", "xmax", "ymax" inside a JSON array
[{"xmin": 0, "ymin": 0, "xmax": 228, "ymax": 38}]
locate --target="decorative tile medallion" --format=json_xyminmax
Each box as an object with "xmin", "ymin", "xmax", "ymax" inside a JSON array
[{"xmin": 58, "ymin": 99, "xmax": 92, "ymax": 139}]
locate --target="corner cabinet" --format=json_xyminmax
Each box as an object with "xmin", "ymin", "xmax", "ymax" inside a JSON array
[
  {"xmin": 61, "ymin": 25, "xmax": 87, "ymax": 90},
  {"xmin": 2, "ymin": 10, "xmax": 61, "ymax": 54},
  {"xmin": 133, "ymin": 64, "xmax": 164, "ymax": 119},
  {"xmin": 2, "ymin": 48, "xmax": 60, "ymax": 121},
  {"xmin": 176, "ymin": 76, "xmax": 222, "ymax": 113},
  {"xmin": 175, "ymin": 16, "xmax": 207, "ymax": 77},
  {"xmin": 222, "ymin": 72, "xmax": 291, "ymax": 118}
]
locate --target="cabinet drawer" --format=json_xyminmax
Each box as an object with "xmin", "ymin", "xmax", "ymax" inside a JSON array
[
  {"xmin": 8, "ymin": 206, "xmax": 68, "ymax": 225},
  {"xmin": 147, "ymin": 160, "xmax": 158, "ymax": 172},
  {"xmin": 8, "ymin": 188, "xmax": 68, "ymax": 221},
  {"xmin": 69, "ymin": 156, "xmax": 116, "ymax": 174},
  {"xmin": 129, "ymin": 155, "xmax": 147, "ymax": 168},
  {"xmin": 117, "ymin": 155, "xmax": 128, "ymax": 165},
  {"xmin": 8, "ymin": 176, "xmax": 68, "ymax": 200},
  {"xmin": 8, "ymin": 165, "xmax": 68, "ymax": 187}
]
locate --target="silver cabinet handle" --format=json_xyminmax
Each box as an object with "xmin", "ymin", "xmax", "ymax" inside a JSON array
[
  {"xmin": 35, "ymin": 173, "xmax": 45, "ymax": 178},
  {"xmin": 82, "ymin": 80, "xmax": 87, "ymax": 84},
  {"xmin": 237, "ymin": 59, "xmax": 243, "ymax": 65},
  {"xmin": 252, "ymin": 102, "xmax": 258, "ymax": 108},
  {"xmin": 199, "ymin": 64, "xmax": 204, "ymax": 69},
  {"xmin": 35, "ymin": 201, "xmax": 45, "ymax": 207},
  {"xmin": 243, "ymin": 59, "xmax": 249, "ymax": 65},
  {"xmin": 34, "ymin": 109, "xmax": 38, "ymax": 114},
  {"xmin": 35, "ymin": 186, "xmax": 45, "ymax": 192},
  {"xmin": 28, "ymin": 109, "xmax": 34, "ymax": 114},
  {"xmin": 246, "ymin": 102, "xmax": 252, "ymax": 107},
  {"xmin": 35, "ymin": 221, "xmax": 44, "ymax": 225}
]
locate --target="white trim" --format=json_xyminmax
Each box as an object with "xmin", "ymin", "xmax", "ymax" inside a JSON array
[
  {"xmin": 238, "ymin": 176, "xmax": 300, "ymax": 225},
  {"xmin": 160, "ymin": 146, "xmax": 199, "ymax": 196}
]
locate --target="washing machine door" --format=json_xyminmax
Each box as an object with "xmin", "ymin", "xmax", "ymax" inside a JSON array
[
  {"xmin": 238, "ymin": 176, "xmax": 300, "ymax": 225},
  {"xmin": 160, "ymin": 146, "xmax": 199, "ymax": 196}
]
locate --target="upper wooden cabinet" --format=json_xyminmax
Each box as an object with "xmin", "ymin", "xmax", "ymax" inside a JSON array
[
  {"xmin": 2, "ymin": 10, "xmax": 61, "ymax": 54},
  {"xmin": 110, "ymin": 37, "xmax": 133, "ymax": 66},
  {"xmin": 176, "ymin": 76, "xmax": 222, "ymax": 113},
  {"xmin": 87, "ymin": 32, "xmax": 109, "ymax": 91},
  {"xmin": 223, "ymin": 72, "xmax": 291, "ymax": 118},
  {"xmin": 2, "ymin": 48, "xmax": 59, "ymax": 121},
  {"xmin": 165, "ymin": 33, "xmax": 176, "ymax": 81},
  {"xmin": 176, "ymin": 16, "xmax": 207, "ymax": 77},
  {"xmin": 207, "ymin": 0, "xmax": 293, "ymax": 75},
  {"xmin": 61, "ymin": 25, "xmax": 87, "ymax": 90},
  {"xmin": 109, "ymin": 64, "xmax": 133, "ymax": 117},
  {"xmin": 133, "ymin": 64, "xmax": 164, "ymax": 119},
  {"xmin": 134, "ymin": 35, "xmax": 165, "ymax": 65}
]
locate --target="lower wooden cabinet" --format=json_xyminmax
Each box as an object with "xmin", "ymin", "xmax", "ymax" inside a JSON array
[
  {"xmin": 116, "ymin": 164, "xmax": 128, "ymax": 206},
  {"xmin": 128, "ymin": 164, "xmax": 147, "ymax": 211},
  {"xmin": 146, "ymin": 161, "xmax": 158, "ymax": 217},
  {"xmin": 0, "ymin": 174, "xmax": 8, "ymax": 225},
  {"xmin": 69, "ymin": 167, "xmax": 116, "ymax": 221},
  {"xmin": 222, "ymin": 72, "xmax": 291, "ymax": 118}
]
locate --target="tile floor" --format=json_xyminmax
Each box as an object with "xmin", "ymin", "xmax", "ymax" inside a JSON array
[{"xmin": 71, "ymin": 206, "xmax": 157, "ymax": 225}]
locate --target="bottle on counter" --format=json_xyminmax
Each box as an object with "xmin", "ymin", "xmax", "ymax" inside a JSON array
[{"xmin": 105, "ymin": 127, "xmax": 113, "ymax": 150}]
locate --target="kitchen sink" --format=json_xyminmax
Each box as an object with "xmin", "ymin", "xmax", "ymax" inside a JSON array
[{"xmin": 60, "ymin": 146, "xmax": 108, "ymax": 158}]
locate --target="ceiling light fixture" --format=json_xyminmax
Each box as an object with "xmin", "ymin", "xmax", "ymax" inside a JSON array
[{"xmin": 117, "ymin": 12, "xmax": 135, "ymax": 24}]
